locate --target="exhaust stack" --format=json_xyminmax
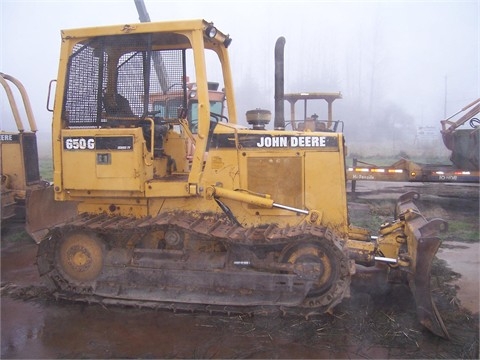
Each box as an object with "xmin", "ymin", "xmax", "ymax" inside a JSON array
[{"xmin": 274, "ymin": 37, "xmax": 286, "ymax": 130}]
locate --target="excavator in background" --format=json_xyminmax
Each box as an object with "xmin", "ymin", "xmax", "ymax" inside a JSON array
[
  {"xmin": 440, "ymin": 98, "xmax": 479, "ymax": 171},
  {"xmin": 25, "ymin": 19, "xmax": 450, "ymax": 339},
  {"xmin": 0, "ymin": 73, "xmax": 46, "ymax": 222},
  {"xmin": 347, "ymin": 99, "xmax": 480, "ymax": 186}
]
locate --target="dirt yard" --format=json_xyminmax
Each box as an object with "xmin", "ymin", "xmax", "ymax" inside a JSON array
[{"xmin": 1, "ymin": 181, "xmax": 479, "ymax": 359}]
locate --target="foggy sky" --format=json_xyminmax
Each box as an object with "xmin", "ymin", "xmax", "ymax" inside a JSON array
[{"xmin": 1, "ymin": 0, "xmax": 478, "ymax": 155}]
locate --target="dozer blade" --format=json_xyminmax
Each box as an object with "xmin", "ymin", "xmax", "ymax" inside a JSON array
[
  {"xmin": 25, "ymin": 185, "xmax": 77, "ymax": 244},
  {"xmin": 396, "ymin": 191, "xmax": 449, "ymax": 339}
]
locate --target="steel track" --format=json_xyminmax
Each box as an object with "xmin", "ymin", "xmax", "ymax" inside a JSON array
[{"xmin": 37, "ymin": 211, "xmax": 352, "ymax": 317}]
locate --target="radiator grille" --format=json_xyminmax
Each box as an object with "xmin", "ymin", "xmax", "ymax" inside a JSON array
[
  {"xmin": 247, "ymin": 157, "xmax": 303, "ymax": 209},
  {"xmin": 21, "ymin": 133, "xmax": 40, "ymax": 184}
]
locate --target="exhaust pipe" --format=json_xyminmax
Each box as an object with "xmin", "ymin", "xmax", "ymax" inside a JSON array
[{"xmin": 274, "ymin": 37, "xmax": 286, "ymax": 130}]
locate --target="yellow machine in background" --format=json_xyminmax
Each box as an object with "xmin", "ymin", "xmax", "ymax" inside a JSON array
[
  {"xmin": 0, "ymin": 73, "xmax": 45, "ymax": 221},
  {"xmin": 282, "ymin": 91, "xmax": 343, "ymax": 132},
  {"xmin": 28, "ymin": 20, "xmax": 449, "ymax": 338}
]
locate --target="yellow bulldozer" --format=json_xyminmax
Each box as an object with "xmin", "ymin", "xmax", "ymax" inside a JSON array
[
  {"xmin": 27, "ymin": 19, "xmax": 449, "ymax": 338},
  {"xmin": 0, "ymin": 73, "xmax": 48, "ymax": 222}
]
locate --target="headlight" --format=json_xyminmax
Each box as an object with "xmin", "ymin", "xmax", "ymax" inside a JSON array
[
  {"xmin": 205, "ymin": 24, "xmax": 217, "ymax": 38},
  {"xmin": 204, "ymin": 23, "xmax": 232, "ymax": 48}
]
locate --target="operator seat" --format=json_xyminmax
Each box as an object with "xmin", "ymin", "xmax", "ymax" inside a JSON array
[{"xmin": 103, "ymin": 93, "xmax": 135, "ymax": 117}]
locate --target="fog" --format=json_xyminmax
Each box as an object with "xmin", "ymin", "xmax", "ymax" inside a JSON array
[{"xmin": 1, "ymin": 0, "xmax": 478, "ymax": 158}]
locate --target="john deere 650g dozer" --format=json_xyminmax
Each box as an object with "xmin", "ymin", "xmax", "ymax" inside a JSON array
[{"xmin": 28, "ymin": 19, "xmax": 449, "ymax": 338}]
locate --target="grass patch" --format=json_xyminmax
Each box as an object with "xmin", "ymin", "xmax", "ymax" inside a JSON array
[
  {"xmin": 39, "ymin": 157, "xmax": 53, "ymax": 182},
  {"xmin": 348, "ymin": 200, "xmax": 397, "ymax": 234},
  {"xmin": 1, "ymin": 225, "xmax": 30, "ymax": 244},
  {"xmin": 350, "ymin": 214, "xmax": 387, "ymax": 234},
  {"xmin": 441, "ymin": 220, "xmax": 480, "ymax": 243}
]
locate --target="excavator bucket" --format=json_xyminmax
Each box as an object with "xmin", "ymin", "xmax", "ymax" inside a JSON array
[
  {"xmin": 396, "ymin": 192, "xmax": 449, "ymax": 339},
  {"xmin": 25, "ymin": 185, "xmax": 77, "ymax": 244}
]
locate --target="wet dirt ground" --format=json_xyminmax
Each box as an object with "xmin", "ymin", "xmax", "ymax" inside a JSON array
[{"xmin": 1, "ymin": 181, "xmax": 479, "ymax": 359}]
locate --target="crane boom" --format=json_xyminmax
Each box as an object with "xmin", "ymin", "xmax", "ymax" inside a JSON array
[
  {"xmin": 133, "ymin": 0, "xmax": 169, "ymax": 94},
  {"xmin": 134, "ymin": 0, "xmax": 151, "ymax": 22}
]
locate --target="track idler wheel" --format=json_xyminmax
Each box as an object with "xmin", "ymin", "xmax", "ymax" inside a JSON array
[
  {"xmin": 279, "ymin": 237, "xmax": 351, "ymax": 313},
  {"xmin": 56, "ymin": 232, "xmax": 105, "ymax": 290}
]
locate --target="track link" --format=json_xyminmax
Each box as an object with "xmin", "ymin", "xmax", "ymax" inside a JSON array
[{"xmin": 37, "ymin": 211, "xmax": 352, "ymax": 316}]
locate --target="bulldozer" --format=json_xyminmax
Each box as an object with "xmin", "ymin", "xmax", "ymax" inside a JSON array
[
  {"xmin": 0, "ymin": 73, "xmax": 47, "ymax": 222},
  {"xmin": 27, "ymin": 19, "xmax": 449, "ymax": 338}
]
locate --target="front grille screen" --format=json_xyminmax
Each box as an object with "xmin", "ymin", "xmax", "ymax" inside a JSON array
[
  {"xmin": 63, "ymin": 33, "xmax": 187, "ymax": 127},
  {"xmin": 21, "ymin": 133, "xmax": 40, "ymax": 184}
]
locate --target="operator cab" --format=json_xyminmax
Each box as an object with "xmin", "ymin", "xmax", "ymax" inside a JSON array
[{"xmin": 59, "ymin": 21, "xmax": 229, "ymax": 179}]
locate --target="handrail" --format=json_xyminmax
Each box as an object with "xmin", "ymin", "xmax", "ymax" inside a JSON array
[{"xmin": 0, "ymin": 73, "xmax": 38, "ymax": 132}]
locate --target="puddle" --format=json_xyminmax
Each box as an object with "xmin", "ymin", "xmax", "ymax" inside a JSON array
[{"xmin": 437, "ymin": 241, "xmax": 480, "ymax": 314}]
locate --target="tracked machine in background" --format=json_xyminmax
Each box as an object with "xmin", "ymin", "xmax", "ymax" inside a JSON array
[{"xmin": 28, "ymin": 20, "xmax": 449, "ymax": 338}]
